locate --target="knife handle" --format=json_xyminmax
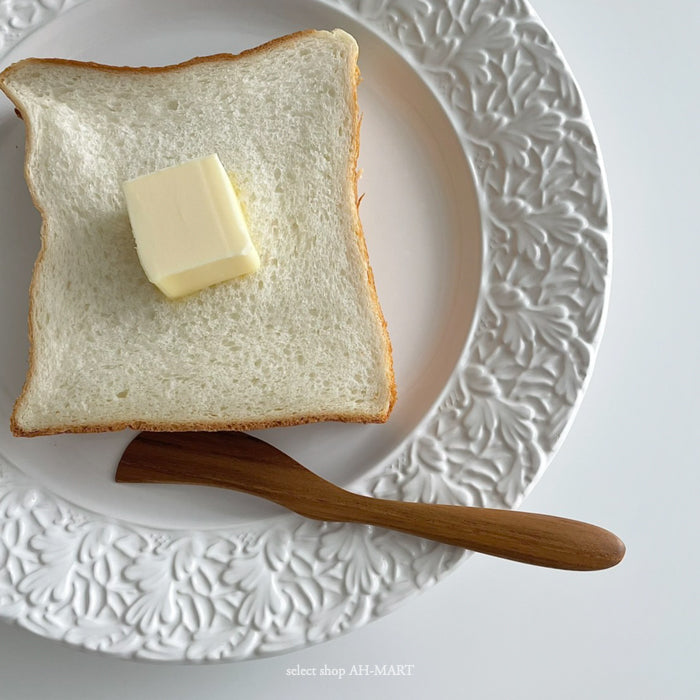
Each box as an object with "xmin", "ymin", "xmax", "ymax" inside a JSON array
[{"xmin": 311, "ymin": 493, "xmax": 626, "ymax": 571}]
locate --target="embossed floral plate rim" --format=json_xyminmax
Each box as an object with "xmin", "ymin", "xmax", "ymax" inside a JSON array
[{"xmin": 0, "ymin": 0, "xmax": 610, "ymax": 662}]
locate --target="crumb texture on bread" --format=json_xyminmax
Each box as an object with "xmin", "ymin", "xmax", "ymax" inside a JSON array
[{"xmin": 0, "ymin": 29, "xmax": 396, "ymax": 436}]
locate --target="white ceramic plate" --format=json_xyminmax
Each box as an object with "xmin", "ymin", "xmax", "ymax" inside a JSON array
[{"xmin": 0, "ymin": 0, "xmax": 610, "ymax": 661}]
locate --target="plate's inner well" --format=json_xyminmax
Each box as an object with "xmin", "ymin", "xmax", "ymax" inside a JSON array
[{"xmin": 0, "ymin": 0, "xmax": 480, "ymax": 529}]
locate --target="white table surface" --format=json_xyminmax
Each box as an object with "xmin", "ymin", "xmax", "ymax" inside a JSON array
[{"xmin": 1, "ymin": 1, "xmax": 698, "ymax": 698}]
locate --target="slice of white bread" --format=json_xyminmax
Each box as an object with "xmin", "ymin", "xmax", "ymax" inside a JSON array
[{"xmin": 0, "ymin": 29, "xmax": 396, "ymax": 437}]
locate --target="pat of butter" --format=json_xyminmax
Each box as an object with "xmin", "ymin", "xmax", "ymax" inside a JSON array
[{"xmin": 123, "ymin": 154, "xmax": 260, "ymax": 299}]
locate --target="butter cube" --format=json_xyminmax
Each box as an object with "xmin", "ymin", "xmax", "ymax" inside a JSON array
[{"xmin": 123, "ymin": 154, "xmax": 260, "ymax": 299}]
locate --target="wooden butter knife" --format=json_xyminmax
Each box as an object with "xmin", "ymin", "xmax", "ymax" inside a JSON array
[{"xmin": 116, "ymin": 431, "xmax": 625, "ymax": 571}]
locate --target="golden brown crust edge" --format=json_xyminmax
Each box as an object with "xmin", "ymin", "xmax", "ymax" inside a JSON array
[
  {"xmin": 0, "ymin": 29, "xmax": 319, "ymax": 81},
  {"xmin": 12, "ymin": 410, "xmax": 392, "ymax": 438},
  {"xmin": 347, "ymin": 46, "xmax": 397, "ymax": 420},
  {"xmin": 1, "ymin": 29, "xmax": 396, "ymax": 437},
  {"xmin": 1, "ymin": 68, "xmax": 48, "ymax": 439}
]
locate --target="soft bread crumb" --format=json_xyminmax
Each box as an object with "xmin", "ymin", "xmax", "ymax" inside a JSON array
[{"xmin": 0, "ymin": 29, "xmax": 396, "ymax": 436}]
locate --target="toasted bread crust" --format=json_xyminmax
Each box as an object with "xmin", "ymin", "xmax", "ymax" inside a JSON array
[
  {"xmin": 1, "ymin": 30, "xmax": 396, "ymax": 437},
  {"xmin": 347, "ymin": 57, "xmax": 397, "ymax": 420}
]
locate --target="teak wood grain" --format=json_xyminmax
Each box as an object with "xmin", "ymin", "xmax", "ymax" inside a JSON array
[{"xmin": 116, "ymin": 431, "xmax": 625, "ymax": 571}]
